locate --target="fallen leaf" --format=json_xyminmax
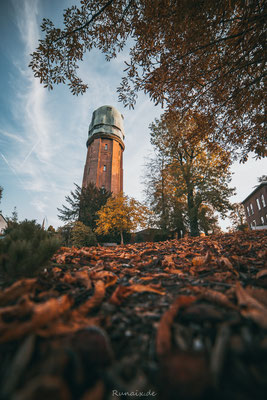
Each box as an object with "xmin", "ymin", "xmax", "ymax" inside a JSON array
[
  {"xmin": 236, "ymin": 282, "xmax": 267, "ymax": 329},
  {"xmin": 156, "ymin": 295, "xmax": 196, "ymax": 357}
]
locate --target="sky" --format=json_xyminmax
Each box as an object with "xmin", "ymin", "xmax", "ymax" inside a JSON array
[{"xmin": 0, "ymin": 0, "xmax": 266, "ymax": 231}]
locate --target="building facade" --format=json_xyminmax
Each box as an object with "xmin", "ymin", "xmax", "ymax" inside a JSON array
[
  {"xmin": 242, "ymin": 182, "xmax": 267, "ymax": 229},
  {"xmin": 82, "ymin": 105, "xmax": 125, "ymax": 194}
]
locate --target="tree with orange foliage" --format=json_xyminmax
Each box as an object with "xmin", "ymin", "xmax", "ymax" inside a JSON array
[
  {"xmin": 96, "ymin": 192, "xmax": 150, "ymax": 244},
  {"xmin": 149, "ymin": 112, "xmax": 235, "ymax": 236}
]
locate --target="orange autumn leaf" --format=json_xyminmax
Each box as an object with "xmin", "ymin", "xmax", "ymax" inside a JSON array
[
  {"xmin": 192, "ymin": 251, "xmax": 212, "ymax": 267},
  {"xmin": 72, "ymin": 280, "xmax": 105, "ymax": 317},
  {"xmin": 90, "ymin": 270, "xmax": 118, "ymax": 288},
  {"xmin": 110, "ymin": 284, "xmax": 165, "ymax": 305},
  {"xmin": 165, "ymin": 268, "xmax": 184, "ymax": 276},
  {"xmin": 0, "ymin": 278, "xmax": 37, "ymax": 307},
  {"xmin": 0, "ymin": 295, "xmax": 73, "ymax": 343},
  {"xmin": 162, "ymin": 255, "xmax": 176, "ymax": 268}
]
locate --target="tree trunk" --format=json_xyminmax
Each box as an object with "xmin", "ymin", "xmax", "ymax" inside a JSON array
[
  {"xmin": 187, "ymin": 190, "xmax": 199, "ymax": 237},
  {"xmin": 120, "ymin": 230, "xmax": 124, "ymax": 245}
]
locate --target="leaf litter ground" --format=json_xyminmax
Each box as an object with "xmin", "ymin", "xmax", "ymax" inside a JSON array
[{"xmin": 0, "ymin": 231, "xmax": 266, "ymax": 400}]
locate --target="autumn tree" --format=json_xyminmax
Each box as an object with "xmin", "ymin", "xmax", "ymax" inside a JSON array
[
  {"xmin": 229, "ymin": 202, "xmax": 248, "ymax": 231},
  {"xmin": 142, "ymin": 155, "xmax": 187, "ymax": 236},
  {"xmin": 57, "ymin": 183, "xmax": 111, "ymax": 230},
  {"xmin": 198, "ymin": 204, "xmax": 221, "ymax": 235},
  {"xmin": 149, "ymin": 112, "xmax": 235, "ymax": 236},
  {"xmin": 30, "ymin": 0, "xmax": 266, "ymax": 160},
  {"xmin": 96, "ymin": 192, "xmax": 150, "ymax": 244}
]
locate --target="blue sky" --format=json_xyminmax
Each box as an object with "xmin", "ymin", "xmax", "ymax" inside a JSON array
[{"xmin": 0, "ymin": 0, "xmax": 266, "ymax": 230}]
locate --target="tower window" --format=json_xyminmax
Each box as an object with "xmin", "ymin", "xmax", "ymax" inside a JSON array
[
  {"xmin": 105, "ymin": 144, "xmax": 108, "ymax": 150},
  {"xmin": 103, "ymin": 165, "xmax": 106, "ymax": 171}
]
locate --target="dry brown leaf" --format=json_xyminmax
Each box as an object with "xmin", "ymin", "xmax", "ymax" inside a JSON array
[
  {"xmin": 245, "ymin": 286, "xmax": 267, "ymax": 308},
  {"xmin": 0, "ymin": 279, "xmax": 36, "ymax": 307},
  {"xmin": 219, "ymin": 256, "xmax": 239, "ymax": 276},
  {"xmin": 90, "ymin": 270, "xmax": 118, "ymax": 288},
  {"xmin": 71, "ymin": 280, "xmax": 105, "ymax": 317},
  {"xmin": 165, "ymin": 268, "xmax": 184, "ymax": 276},
  {"xmin": 109, "ymin": 284, "xmax": 165, "ymax": 305},
  {"xmin": 191, "ymin": 287, "xmax": 237, "ymax": 310},
  {"xmin": 0, "ymin": 295, "xmax": 73, "ymax": 343},
  {"xmin": 37, "ymin": 316, "xmax": 101, "ymax": 337},
  {"xmin": 192, "ymin": 251, "xmax": 212, "ymax": 267},
  {"xmin": 256, "ymin": 269, "xmax": 267, "ymax": 279},
  {"xmin": 162, "ymin": 255, "xmax": 175, "ymax": 268},
  {"xmin": 156, "ymin": 295, "xmax": 196, "ymax": 357},
  {"xmin": 236, "ymin": 282, "xmax": 267, "ymax": 329}
]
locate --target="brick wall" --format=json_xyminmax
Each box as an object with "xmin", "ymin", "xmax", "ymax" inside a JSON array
[
  {"xmin": 243, "ymin": 184, "xmax": 267, "ymax": 229},
  {"xmin": 82, "ymin": 136, "xmax": 123, "ymax": 194}
]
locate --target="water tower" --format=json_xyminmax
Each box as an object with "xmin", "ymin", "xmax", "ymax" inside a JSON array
[{"xmin": 82, "ymin": 105, "xmax": 125, "ymax": 194}]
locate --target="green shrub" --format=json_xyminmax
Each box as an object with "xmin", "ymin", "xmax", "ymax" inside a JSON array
[
  {"xmin": 0, "ymin": 220, "xmax": 60, "ymax": 283},
  {"xmin": 71, "ymin": 221, "xmax": 97, "ymax": 247}
]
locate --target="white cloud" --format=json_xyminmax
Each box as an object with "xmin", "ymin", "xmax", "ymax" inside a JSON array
[{"xmin": 0, "ymin": 129, "xmax": 25, "ymax": 144}]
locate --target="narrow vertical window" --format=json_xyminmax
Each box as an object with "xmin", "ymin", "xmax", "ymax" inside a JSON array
[
  {"xmin": 246, "ymin": 206, "xmax": 250, "ymax": 216},
  {"xmin": 105, "ymin": 144, "xmax": 108, "ymax": 150},
  {"xmin": 256, "ymin": 198, "xmax": 261, "ymax": 210},
  {"xmin": 261, "ymin": 216, "xmax": 264, "ymax": 225},
  {"xmin": 103, "ymin": 165, "xmax": 106, "ymax": 171},
  {"xmin": 261, "ymin": 194, "xmax": 266, "ymax": 207},
  {"xmin": 250, "ymin": 203, "xmax": 254, "ymax": 214}
]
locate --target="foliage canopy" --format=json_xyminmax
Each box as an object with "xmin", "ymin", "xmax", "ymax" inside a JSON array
[{"xmin": 30, "ymin": 0, "xmax": 266, "ymax": 160}]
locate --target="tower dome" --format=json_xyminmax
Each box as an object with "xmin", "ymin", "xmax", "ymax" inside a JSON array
[{"xmin": 87, "ymin": 105, "xmax": 125, "ymax": 146}]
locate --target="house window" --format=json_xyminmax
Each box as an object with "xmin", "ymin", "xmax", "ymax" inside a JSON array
[
  {"xmin": 104, "ymin": 144, "xmax": 108, "ymax": 150},
  {"xmin": 250, "ymin": 203, "xmax": 254, "ymax": 214},
  {"xmin": 103, "ymin": 165, "xmax": 106, "ymax": 171},
  {"xmin": 250, "ymin": 220, "xmax": 256, "ymax": 229},
  {"xmin": 262, "ymin": 194, "xmax": 266, "ymax": 207},
  {"xmin": 261, "ymin": 216, "xmax": 264, "ymax": 225},
  {"xmin": 246, "ymin": 206, "xmax": 250, "ymax": 216},
  {"xmin": 256, "ymin": 198, "xmax": 261, "ymax": 210}
]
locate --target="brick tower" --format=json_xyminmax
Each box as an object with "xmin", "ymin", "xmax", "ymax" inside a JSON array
[{"xmin": 82, "ymin": 105, "xmax": 125, "ymax": 194}]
